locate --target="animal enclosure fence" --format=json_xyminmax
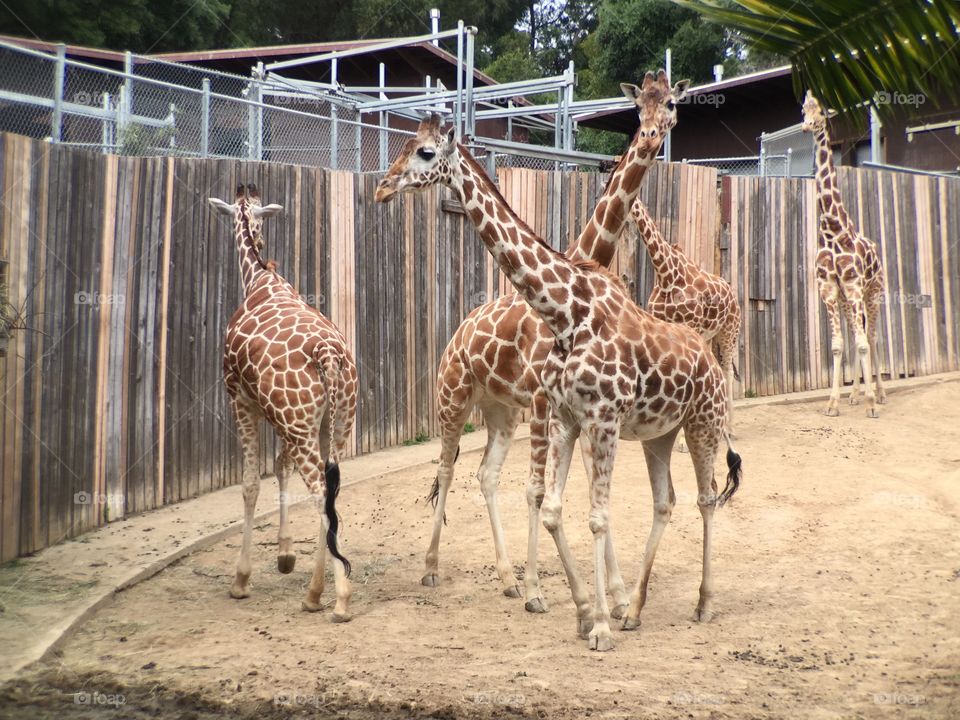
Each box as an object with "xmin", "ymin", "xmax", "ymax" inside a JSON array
[{"xmin": 0, "ymin": 133, "xmax": 958, "ymax": 562}]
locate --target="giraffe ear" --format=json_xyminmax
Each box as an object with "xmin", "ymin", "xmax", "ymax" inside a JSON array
[
  {"xmin": 672, "ymin": 79, "xmax": 690, "ymax": 101},
  {"xmin": 442, "ymin": 127, "xmax": 457, "ymax": 156},
  {"xmin": 620, "ymin": 83, "xmax": 641, "ymax": 102},
  {"xmin": 252, "ymin": 203, "xmax": 284, "ymax": 219},
  {"xmin": 208, "ymin": 198, "xmax": 235, "ymax": 216}
]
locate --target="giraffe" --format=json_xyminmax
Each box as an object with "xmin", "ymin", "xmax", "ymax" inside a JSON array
[
  {"xmin": 375, "ymin": 116, "xmax": 742, "ymax": 651},
  {"xmin": 632, "ymin": 198, "xmax": 741, "ymax": 436},
  {"xmin": 209, "ymin": 184, "xmax": 359, "ymax": 622},
  {"xmin": 420, "ymin": 70, "xmax": 689, "ymax": 608},
  {"xmin": 801, "ymin": 91, "xmax": 887, "ymax": 417}
]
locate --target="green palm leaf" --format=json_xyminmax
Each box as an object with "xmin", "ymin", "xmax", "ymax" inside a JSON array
[{"xmin": 673, "ymin": 0, "xmax": 960, "ymax": 126}]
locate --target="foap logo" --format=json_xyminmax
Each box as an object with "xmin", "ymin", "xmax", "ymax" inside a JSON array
[
  {"xmin": 680, "ymin": 93, "xmax": 725, "ymax": 107},
  {"xmin": 883, "ymin": 292, "xmax": 932, "ymax": 309},
  {"xmin": 74, "ymin": 491, "xmax": 124, "ymax": 506},
  {"xmin": 873, "ymin": 690, "xmax": 925, "ymax": 706},
  {"xmin": 670, "ymin": 690, "xmax": 725, "ymax": 705},
  {"xmin": 72, "ymin": 691, "xmax": 126, "ymax": 707},
  {"xmin": 299, "ymin": 292, "xmax": 326, "ymax": 308},
  {"xmin": 875, "ymin": 91, "xmax": 926, "ymax": 108},
  {"xmin": 72, "ymin": 91, "xmax": 110, "ymax": 107},
  {"xmin": 75, "ymin": 290, "xmax": 124, "ymax": 307},
  {"xmin": 466, "ymin": 690, "xmax": 526, "ymax": 707},
  {"xmin": 469, "ymin": 290, "xmax": 492, "ymax": 307}
]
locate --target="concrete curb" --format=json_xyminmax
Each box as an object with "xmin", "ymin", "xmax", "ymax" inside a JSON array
[{"xmin": 5, "ymin": 369, "xmax": 958, "ymax": 685}]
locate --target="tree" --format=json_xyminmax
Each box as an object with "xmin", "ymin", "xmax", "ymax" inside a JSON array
[{"xmin": 673, "ymin": 0, "xmax": 960, "ymax": 125}]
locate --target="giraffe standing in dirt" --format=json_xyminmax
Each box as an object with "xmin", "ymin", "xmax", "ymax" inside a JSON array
[
  {"xmin": 209, "ymin": 184, "xmax": 359, "ymax": 622},
  {"xmin": 421, "ymin": 71, "xmax": 689, "ymax": 609},
  {"xmin": 376, "ymin": 116, "xmax": 742, "ymax": 651},
  {"xmin": 632, "ymin": 198, "xmax": 741, "ymax": 434},
  {"xmin": 802, "ymin": 92, "xmax": 887, "ymax": 417}
]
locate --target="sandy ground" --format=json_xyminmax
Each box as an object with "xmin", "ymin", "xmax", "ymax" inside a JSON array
[{"xmin": 2, "ymin": 382, "xmax": 960, "ymax": 719}]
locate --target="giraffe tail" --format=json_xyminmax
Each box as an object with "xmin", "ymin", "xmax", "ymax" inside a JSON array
[
  {"xmin": 317, "ymin": 346, "xmax": 350, "ymax": 577},
  {"xmin": 718, "ymin": 438, "xmax": 742, "ymax": 508}
]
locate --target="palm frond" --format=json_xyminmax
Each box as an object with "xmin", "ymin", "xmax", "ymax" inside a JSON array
[{"xmin": 673, "ymin": 0, "xmax": 960, "ymax": 127}]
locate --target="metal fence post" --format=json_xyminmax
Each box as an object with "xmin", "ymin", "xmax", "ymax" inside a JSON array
[
  {"xmin": 870, "ymin": 105, "xmax": 882, "ymax": 164},
  {"xmin": 355, "ymin": 116, "xmax": 362, "ymax": 172},
  {"xmin": 465, "ymin": 28, "xmax": 476, "ymax": 137},
  {"xmin": 759, "ymin": 145, "xmax": 766, "ymax": 176},
  {"xmin": 101, "ymin": 92, "xmax": 111, "ymax": 154},
  {"xmin": 786, "ymin": 147, "xmax": 793, "ymax": 178},
  {"xmin": 330, "ymin": 103, "xmax": 338, "ymax": 169},
  {"xmin": 455, "ymin": 20, "xmax": 464, "ymax": 137},
  {"xmin": 124, "ymin": 50, "xmax": 133, "ymax": 115},
  {"xmin": 379, "ymin": 62, "xmax": 387, "ymax": 171},
  {"xmin": 664, "ymin": 47, "xmax": 672, "ymax": 162},
  {"xmin": 51, "ymin": 44, "xmax": 66, "ymax": 143},
  {"xmin": 201, "ymin": 78, "xmax": 210, "ymax": 157}
]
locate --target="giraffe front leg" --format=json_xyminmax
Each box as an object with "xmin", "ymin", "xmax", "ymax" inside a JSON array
[
  {"xmin": 822, "ymin": 295, "xmax": 844, "ymax": 417},
  {"xmin": 422, "ymin": 420, "xmax": 463, "ymax": 588},
  {"xmin": 846, "ymin": 296, "xmax": 878, "ymax": 418},
  {"xmin": 540, "ymin": 416, "xmax": 592, "ymax": 638},
  {"xmin": 229, "ymin": 396, "xmax": 262, "ymax": 599},
  {"xmin": 524, "ymin": 396, "xmax": 549, "ymax": 613},
  {"xmin": 577, "ymin": 433, "xmax": 628, "ymax": 618},
  {"xmin": 477, "ymin": 401, "xmax": 522, "ymax": 598},
  {"xmin": 868, "ymin": 294, "xmax": 887, "ymax": 405},
  {"xmin": 584, "ymin": 424, "xmax": 620, "ymax": 652},
  {"xmin": 276, "ymin": 444, "xmax": 297, "ymax": 574}
]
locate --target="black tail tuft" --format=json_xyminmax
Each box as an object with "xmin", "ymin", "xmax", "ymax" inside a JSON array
[
  {"xmin": 718, "ymin": 448, "xmax": 742, "ymax": 507},
  {"xmin": 323, "ymin": 460, "xmax": 351, "ymax": 577},
  {"xmin": 425, "ymin": 444, "xmax": 458, "ymax": 525},
  {"xmin": 732, "ymin": 361, "xmax": 741, "ymax": 383}
]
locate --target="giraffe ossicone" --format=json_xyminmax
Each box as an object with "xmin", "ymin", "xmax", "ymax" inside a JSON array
[
  {"xmin": 210, "ymin": 183, "xmax": 359, "ymax": 622},
  {"xmin": 376, "ymin": 107, "xmax": 742, "ymax": 652}
]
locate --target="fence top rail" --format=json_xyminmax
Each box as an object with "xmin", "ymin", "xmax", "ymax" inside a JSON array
[{"xmin": 859, "ymin": 161, "xmax": 960, "ymax": 178}]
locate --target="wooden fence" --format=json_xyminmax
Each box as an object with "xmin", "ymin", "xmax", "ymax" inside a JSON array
[{"xmin": 0, "ymin": 131, "xmax": 957, "ymax": 561}]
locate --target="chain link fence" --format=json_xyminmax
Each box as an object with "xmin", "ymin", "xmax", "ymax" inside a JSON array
[{"xmin": 0, "ymin": 39, "xmax": 415, "ymax": 171}]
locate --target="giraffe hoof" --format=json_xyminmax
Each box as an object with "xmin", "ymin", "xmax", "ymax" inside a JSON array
[
  {"xmin": 877, "ymin": 394, "xmax": 888, "ymax": 405},
  {"xmin": 610, "ymin": 603, "xmax": 629, "ymax": 620},
  {"xmin": 503, "ymin": 584, "xmax": 522, "ymax": 599},
  {"xmin": 866, "ymin": 407, "xmax": 880, "ymax": 419},
  {"xmin": 848, "ymin": 395, "xmax": 860, "ymax": 406},
  {"xmin": 525, "ymin": 597, "xmax": 549, "ymax": 614},
  {"xmin": 824, "ymin": 406, "xmax": 840, "ymax": 417},
  {"xmin": 588, "ymin": 626, "xmax": 615, "ymax": 652},
  {"xmin": 676, "ymin": 442, "xmax": 689, "ymax": 455},
  {"xmin": 621, "ymin": 616, "xmax": 641, "ymax": 631},
  {"xmin": 577, "ymin": 615, "xmax": 594, "ymax": 639},
  {"xmin": 229, "ymin": 586, "xmax": 250, "ymax": 600},
  {"xmin": 301, "ymin": 599, "xmax": 323, "ymax": 613},
  {"xmin": 277, "ymin": 554, "xmax": 296, "ymax": 574},
  {"xmin": 331, "ymin": 612, "xmax": 352, "ymax": 624},
  {"xmin": 695, "ymin": 607, "xmax": 713, "ymax": 623},
  {"xmin": 421, "ymin": 573, "xmax": 441, "ymax": 588}
]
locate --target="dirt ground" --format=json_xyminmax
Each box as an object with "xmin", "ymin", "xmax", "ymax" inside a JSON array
[{"xmin": 3, "ymin": 382, "xmax": 960, "ymax": 719}]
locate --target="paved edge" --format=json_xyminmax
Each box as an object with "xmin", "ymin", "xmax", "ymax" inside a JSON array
[{"xmin": 5, "ymin": 369, "xmax": 958, "ymax": 685}]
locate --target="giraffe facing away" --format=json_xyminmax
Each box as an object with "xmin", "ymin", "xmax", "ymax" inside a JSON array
[
  {"xmin": 376, "ymin": 116, "xmax": 742, "ymax": 651},
  {"xmin": 801, "ymin": 92, "xmax": 887, "ymax": 417},
  {"xmin": 209, "ymin": 184, "xmax": 359, "ymax": 622},
  {"xmin": 632, "ymin": 198, "xmax": 741, "ymax": 434},
  {"xmin": 421, "ymin": 70, "xmax": 689, "ymax": 605}
]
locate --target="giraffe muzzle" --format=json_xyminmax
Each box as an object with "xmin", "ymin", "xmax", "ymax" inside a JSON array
[{"xmin": 375, "ymin": 180, "xmax": 398, "ymax": 203}]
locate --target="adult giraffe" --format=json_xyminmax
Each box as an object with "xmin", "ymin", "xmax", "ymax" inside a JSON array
[
  {"xmin": 209, "ymin": 184, "xmax": 359, "ymax": 622},
  {"xmin": 376, "ymin": 117, "xmax": 741, "ymax": 651},
  {"xmin": 801, "ymin": 92, "xmax": 887, "ymax": 417},
  {"xmin": 422, "ymin": 70, "xmax": 689, "ymax": 605},
  {"xmin": 632, "ymin": 198, "xmax": 741, "ymax": 435}
]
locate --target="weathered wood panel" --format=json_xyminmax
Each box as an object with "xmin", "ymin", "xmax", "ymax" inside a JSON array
[{"xmin": 1, "ymin": 134, "xmax": 958, "ymax": 561}]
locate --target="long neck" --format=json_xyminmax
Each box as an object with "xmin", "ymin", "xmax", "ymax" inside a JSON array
[
  {"xmin": 452, "ymin": 147, "xmax": 580, "ymax": 340},
  {"xmin": 812, "ymin": 124, "xmax": 851, "ymax": 232},
  {"xmin": 634, "ymin": 201, "xmax": 681, "ymax": 286},
  {"xmin": 234, "ymin": 217, "xmax": 270, "ymax": 296},
  {"xmin": 566, "ymin": 132, "xmax": 661, "ymax": 267}
]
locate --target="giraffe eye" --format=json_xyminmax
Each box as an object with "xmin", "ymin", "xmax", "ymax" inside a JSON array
[
  {"xmin": 417, "ymin": 147, "xmax": 436, "ymax": 161},
  {"xmin": 666, "ymin": 100, "xmax": 676, "ymax": 111}
]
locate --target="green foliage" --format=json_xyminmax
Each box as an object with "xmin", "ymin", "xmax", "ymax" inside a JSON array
[
  {"xmin": 592, "ymin": 0, "xmax": 725, "ymax": 94},
  {"xmin": 674, "ymin": 0, "xmax": 960, "ymax": 127},
  {"xmin": 744, "ymin": 389, "xmax": 757, "ymax": 399},
  {"xmin": 402, "ymin": 430, "xmax": 431, "ymax": 446},
  {"xmin": 463, "ymin": 422, "xmax": 475, "ymax": 433},
  {"xmin": 117, "ymin": 123, "xmax": 177, "ymax": 156}
]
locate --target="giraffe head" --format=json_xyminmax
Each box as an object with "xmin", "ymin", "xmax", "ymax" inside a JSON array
[
  {"xmin": 208, "ymin": 184, "xmax": 284, "ymax": 252},
  {"xmin": 801, "ymin": 91, "xmax": 827, "ymax": 133},
  {"xmin": 619, "ymin": 69, "xmax": 690, "ymax": 155},
  {"xmin": 374, "ymin": 114, "xmax": 457, "ymax": 203}
]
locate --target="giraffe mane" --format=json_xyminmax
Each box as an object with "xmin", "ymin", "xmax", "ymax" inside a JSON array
[
  {"xmin": 570, "ymin": 257, "xmax": 630, "ymax": 295},
  {"xmin": 457, "ymin": 144, "xmax": 560, "ymax": 257}
]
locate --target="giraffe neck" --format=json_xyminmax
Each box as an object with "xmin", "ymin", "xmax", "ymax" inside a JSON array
[
  {"xmin": 813, "ymin": 125, "xmax": 851, "ymax": 235},
  {"xmin": 234, "ymin": 216, "xmax": 271, "ymax": 296},
  {"xmin": 634, "ymin": 202, "xmax": 681, "ymax": 287},
  {"xmin": 452, "ymin": 146, "xmax": 578, "ymax": 341},
  {"xmin": 566, "ymin": 134, "xmax": 660, "ymax": 267}
]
